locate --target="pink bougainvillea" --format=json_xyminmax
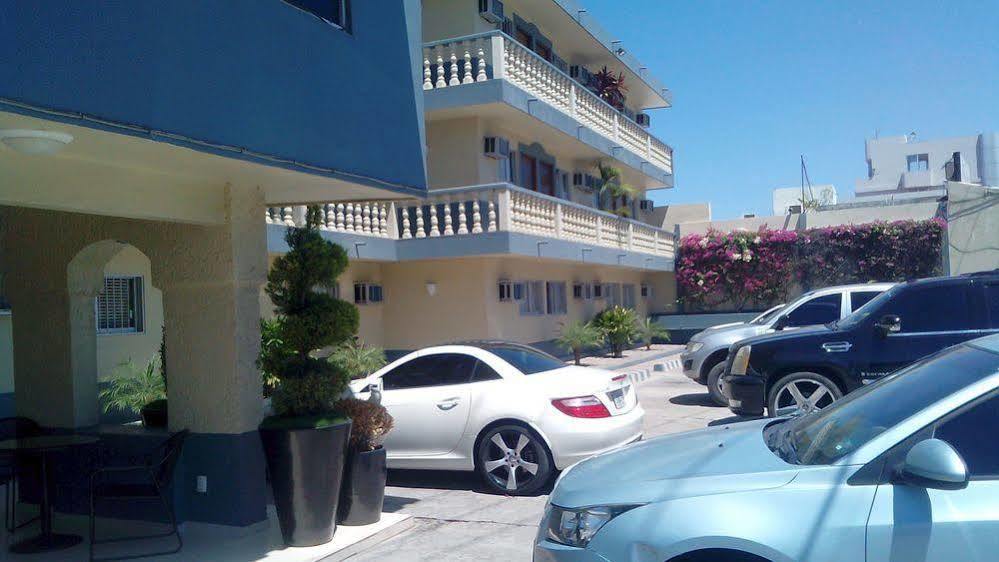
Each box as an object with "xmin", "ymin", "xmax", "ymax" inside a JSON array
[{"xmin": 676, "ymin": 219, "xmax": 945, "ymax": 312}]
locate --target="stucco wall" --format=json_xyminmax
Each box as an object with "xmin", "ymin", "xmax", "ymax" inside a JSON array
[
  {"xmin": 946, "ymin": 182, "xmax": 999, "ymax": 275},
  {"xmin": 96, "ymin": 246, "xmax": 164, "ymax": 381},
  {"xmin": 0, "ymin": 0, "xmax": 427, "ymax": 193}
]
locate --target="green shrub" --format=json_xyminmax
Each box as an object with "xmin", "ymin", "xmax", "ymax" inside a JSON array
[
  {"xmin": 594, "ymin": 306, "xmax": 639, "ymax": 358},
  {"xmin": 100, "ymin": 358, "xmax": 166, "ymax": 415},
  {"xmin": 638, "ymin": 317, "xmax": 671, "ymax": 350},
  {"xmin": 262, "ymin": 208, "xmax": 358, "ymax": 419},
  {"xmin": 329, "ymin": 339, "xmax": 387, "ymax": 380},
  {"xmin": 556, "ymin": 321, "xmax": 604, "ymax": 365}
]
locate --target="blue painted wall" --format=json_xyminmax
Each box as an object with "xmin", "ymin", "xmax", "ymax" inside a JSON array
[{"xmin": 0, "ymin": 0, "xmax": 427, "ymax": 193}]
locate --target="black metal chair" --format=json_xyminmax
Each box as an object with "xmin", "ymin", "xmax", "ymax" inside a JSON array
[
  {"xmin": 89, "ymin": 430, "xmax": 188, "ymax": 562},
  {"xmin": 0, "ymin": 416, "xmax": 41, "ymax": 533}
]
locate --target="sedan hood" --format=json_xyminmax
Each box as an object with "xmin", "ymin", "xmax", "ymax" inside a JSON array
[{"xmin": 550, "ymin": 419, "xmax": 798, "ymax": 508}]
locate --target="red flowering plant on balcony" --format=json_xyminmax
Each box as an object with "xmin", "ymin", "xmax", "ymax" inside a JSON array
[{"xmin": 677, "ymin": 219, "xmax": 945, "ymax": 312}]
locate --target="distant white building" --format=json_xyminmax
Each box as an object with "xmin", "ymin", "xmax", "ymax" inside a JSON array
[
  {"xmin": 772, "ymin": 185, "xmax": 837, "ymax": 215},
  {"xmin": 855, "ymin": 132, "xmax": 999, "ymax": 201}
]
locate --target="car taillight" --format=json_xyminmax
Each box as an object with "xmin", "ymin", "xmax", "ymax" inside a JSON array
[{"xmin": 551, "ymin": 395, "xmax": 611, "ymax": 418}]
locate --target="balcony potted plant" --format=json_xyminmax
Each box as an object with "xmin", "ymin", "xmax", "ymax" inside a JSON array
[
  {"xmin": 597, "ymin": 162, "xmax": 638, "ymax": 218},
  {"xmin": 591, "ymin": 66, "xmax": 628, "ymax": 111},
  {"xmin": 258, "ymin": 207, "xmax": 360, "ymax": 547},
  {"xmin": 334, "ymin": 397, "xmax": 393, "ymax": 526}
]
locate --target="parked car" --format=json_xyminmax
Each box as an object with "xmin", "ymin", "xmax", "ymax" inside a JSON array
[
  {"xmin": 535, "ymin": 334, "xmax": 999, "ymax": 562},
  {"xmin": 722, "ymin": 270, "xmax": 999, "ymax": 417},
  {"xmin": 682, "ymin": 283, "xmax": 892, "ymax": 405},
  {"xmin": 350, "ymin": 341, "xmax": 643, "ymax": 495}
]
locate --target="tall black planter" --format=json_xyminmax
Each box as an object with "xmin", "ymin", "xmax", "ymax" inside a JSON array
[
  {"xmin": 337, "ymin": 446, "xmax": 387, "ymax": 526},
  {"xmin": 260, "ymin": 420, "xmax": 352, "ymax": 546}
]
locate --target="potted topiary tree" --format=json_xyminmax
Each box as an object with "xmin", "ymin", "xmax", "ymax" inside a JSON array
[
  {"xmin": 594, "ymin": 306, "xmax": 639, "ymax": 358},
  {"xmin": 334, "ymin": 397, "xmax": 393, "ymax": 526},
  {"xmin": 100, "ymin": 357, "xmax": 166, "ymax": 427},
  {"xmin": 258, "ymin": 207, "xmax": 360, "ymax": 547}
]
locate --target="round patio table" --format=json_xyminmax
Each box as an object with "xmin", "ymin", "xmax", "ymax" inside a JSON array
[{"xmin": 0, "ymin": 434, "xmax": 101, "ymax": 554}]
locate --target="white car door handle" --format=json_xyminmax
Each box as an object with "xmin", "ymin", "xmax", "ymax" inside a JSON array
[{"xmin": 436, "ymin": 397, "xmax": 460, "ymax": 410}]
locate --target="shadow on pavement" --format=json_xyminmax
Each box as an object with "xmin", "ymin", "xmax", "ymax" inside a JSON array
[
  {"xmin": 386, "ymin": 469, "xmax": 554, "ymax": 497},
  {"xmin": 669, "ymin": 392, "xmax": 724, "ymax": 407}
]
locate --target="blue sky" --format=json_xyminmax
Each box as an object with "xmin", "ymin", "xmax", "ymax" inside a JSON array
[{"xmin": 584, "ymin": 0, "xmax": 999, "ymax": 219}]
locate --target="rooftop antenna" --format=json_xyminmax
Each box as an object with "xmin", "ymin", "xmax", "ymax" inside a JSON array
[{"xmin": 800, "ymin": 155, "xmax": 815, "ymax": 212}]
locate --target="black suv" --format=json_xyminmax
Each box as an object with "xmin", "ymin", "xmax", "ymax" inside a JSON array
[{"xmin": 721, "ymin": 270, "xmax": 999, "ymax": 417}]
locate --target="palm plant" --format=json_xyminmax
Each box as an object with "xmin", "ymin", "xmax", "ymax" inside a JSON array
[
  {"xmin": 328, "ymin": 338, "xmax": 387, "ymax": 380},
  {"xmin": 100, "ymin": 358, "xmax": 166, "ymax": 415},
  {"xmin": 556, "ymin": 321, "xmax": 604, "ymax": 366},
  {"xmin": 596, "ymin": 162, "xmax": 638, "ymax": 217},
  {"xmin": 593, "ymin": 306, "xmax": 640, "ymax": 358},
  {"xmin": 638, "ymin": 317, "xmax": 671, "ymax": 350}
]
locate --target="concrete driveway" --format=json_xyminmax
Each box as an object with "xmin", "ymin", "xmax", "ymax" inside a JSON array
[{"xmin": 346, "ymin": 346, "xmax": 752, "ymax": 561}]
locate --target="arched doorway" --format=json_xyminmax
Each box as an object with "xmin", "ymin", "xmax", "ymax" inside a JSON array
[{"xmin": 67, "ymin": 240, "xmax": 164, "ymax": 426}]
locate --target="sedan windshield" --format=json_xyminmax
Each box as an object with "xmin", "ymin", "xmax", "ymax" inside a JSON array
[
  {"xmin": 486, "ymin": 345, "xmax": 565, "ymax": 375},
  {"xmin": 767, "ymin": 343, "xmax": 999, "ymax": 465}
]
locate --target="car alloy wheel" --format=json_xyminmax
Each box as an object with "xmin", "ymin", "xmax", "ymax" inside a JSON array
[
  {"xmin": 768, "ymin": 372, "xmax": 842, "ymax": 417},
  {"xmin": 476, "ymin": 425, "xmax": 552, "ymax": 495},
  {"xmin": 705, "ymin": 362, "xmax": 728, "ymax": 407}
]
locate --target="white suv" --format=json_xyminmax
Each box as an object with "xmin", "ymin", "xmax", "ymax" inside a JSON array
[{"xmin": 681, "ymin": 283, "xmax": 895, "ymax": 405}]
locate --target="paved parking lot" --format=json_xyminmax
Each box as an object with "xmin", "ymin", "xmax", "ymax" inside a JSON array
[{"xmin": 346, "ymin": 347, "xmax": 749, "ymax": 561}]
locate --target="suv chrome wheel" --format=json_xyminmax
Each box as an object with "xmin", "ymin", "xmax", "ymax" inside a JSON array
[
  {"xmin": 768, "ymin": 372, "xmax": 843, "ymax": 417},
  {"xmin": 477, "ymin": 425, "xmax": 552, "ymax": 495}
]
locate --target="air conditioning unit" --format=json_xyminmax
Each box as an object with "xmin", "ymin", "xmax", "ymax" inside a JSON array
[
  {"xmin": 787, "ymin": 205, "xmax": 803, "ymax": 214},
  {"xmin": 500, "ymin": 17, "xmax": 514, "ymax": 35},
  {"xmin": 483, "ymin": 136, "xmax": 510, "ymax": 159},
  {"xmin": 569, "ymin": 65, "xmax": 592, "ymax": 85},
  {"xmin": 572, "ymin": 172, "xmax": 597, "ymax": 190},
  {"xmin": 639, "ymin": 199, "xmax": 654, "ymax": 211},
  {"xmin": 635, "ymin": 113, "xmax": 651, "ymax": 128},
  {"xmin": 478, "ymin": 0, "xmax": 504, "ymax": 24}
]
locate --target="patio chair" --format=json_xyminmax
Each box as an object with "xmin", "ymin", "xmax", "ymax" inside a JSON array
[
  {"xmin": 0, "ymin": 416, "xmax": 41, "ymax": 533},
  {"xmin": 89, "ymin": 430, "xmax": 188, "ymax": 562}
]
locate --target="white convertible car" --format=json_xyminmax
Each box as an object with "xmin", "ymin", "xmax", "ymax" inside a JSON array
[{"xmin": 350, "ymin": 341, "xmax": 644, "ymax": 495}]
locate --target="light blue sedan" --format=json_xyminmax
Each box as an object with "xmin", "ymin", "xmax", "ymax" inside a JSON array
[{"xmin": 535, "ymin": 333, "xmax": 999, "ymax": 562}]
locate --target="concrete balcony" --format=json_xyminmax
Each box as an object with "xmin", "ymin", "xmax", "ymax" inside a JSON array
[
  {"xmin": 420, "ymin": 32, "xmax": 674, "ymax": 186},
  {"xmin": 266, "ymin": 183, "xmax": 675, "ymax": 270}
]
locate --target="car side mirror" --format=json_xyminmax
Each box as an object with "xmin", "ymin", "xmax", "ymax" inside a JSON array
[
  {"xmin": 896, "ymin": 439, "xmax": 968, "ymax": 491},
  {"xmin": 875, "ymin": 314, "xmax": 901, "ymax": 337},
  {"xmin": 773, "ymin": 315, "xmax": 788, "ymax": 331}
]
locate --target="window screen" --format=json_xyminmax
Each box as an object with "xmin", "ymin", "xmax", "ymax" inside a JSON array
[
  {"xmin": 546, "ymin": 282, "xmax": 567, "ymax": 315},
  {"xmin": 519, "ymin": 281, "xmax": 545, "ymax": 316},
  {"xmin": 622, "ymin": 284, "xmax": 636, "ymax": 309},
  {"xmin": 96, "ymin": 276, "xmax": 144, "ymax": 334}
]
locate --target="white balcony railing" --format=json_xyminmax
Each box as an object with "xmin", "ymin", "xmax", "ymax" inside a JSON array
[
  {"xmin": 265, "ymin": 184, "xmax": 675, "ymax": 258},
  {"xmin": 421, "ymin": 31, "xmax": 674, "ymax": 176}
]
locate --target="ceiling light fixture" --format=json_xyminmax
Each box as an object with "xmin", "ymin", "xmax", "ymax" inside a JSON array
[{"xmin": 0, "ymin": 129, "xmax": 74, "ymax": 156}]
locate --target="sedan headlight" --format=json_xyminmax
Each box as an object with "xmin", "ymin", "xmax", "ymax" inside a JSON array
[
  {"xmin": 685, "ymin": 341, "xmax": 704, "ymax": 353},
  {"xmin": 546, "ymin": 504, "xmax": 642, "ymax": 548},
  {"xmin": 730, "ymin": 345, "xmax": 752, "ymax": 375}
]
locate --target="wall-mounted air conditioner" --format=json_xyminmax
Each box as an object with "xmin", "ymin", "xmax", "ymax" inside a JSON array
[
  {"xmin": 500, "ymin": 17, "xmax": 514, "ymax": 35},
  {"xmin": 479, "ymin": 0, "xmax": 504, "ymax": 24},
  {"xmin": 635, "ymin": 113, "xmax": 651, "ymax": 128},
  {"xmin": 483, "ymin": 136, "xmax": 510, "ymax": 159},
  {"xmin": 639, "ymin": 199, "xmax": 654, "ymax": 211}
]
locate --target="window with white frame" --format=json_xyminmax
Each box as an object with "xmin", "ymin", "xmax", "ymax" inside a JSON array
[
  {"xmin": 592, "ymin": 282, "xmax": 604, "ymax": 299},
  {"xmin": 622, "ymin": 284, "xmax": 636, "ymax": 309},
  {"xmin": 572, "ymin": 282, "xmax": 584, "ymax": 300},
  {"xmin": 605, "ymin": 283, "xmax": 622, "ymax": 307},
  {"xmin": 498, "ymin": 280, "xmax": 513, "ymax": 302},
  {"xmin": 519, "ymin": 281, "xmax": 545, "ymax": 316},
  {"xmin": 546, "ymin": 282, "xmax": 567, "ymax": 315},
  {"xmin": 641, "ymin": 284, "xmax": 653, "ymax": 299},
  {"xmin": 96, "ymin": 276, "xmax": 144, "ymax": 334},
  {"xmin": 354, "ymin": 282, "xmax": 383, "ymax": 304},
  {"xmin": 906, "ymin": 153, "xmax": 929, "ymax": 172},
  {"xmin": 283, "ymin": 0, "xmax": 351, "ymax": 31}
]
